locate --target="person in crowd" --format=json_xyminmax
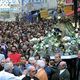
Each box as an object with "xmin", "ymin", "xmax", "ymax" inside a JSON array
[
  {"xmin": 60, "ymin": 8, "xmax": 65, "ymax": 19},
  {"xmin": 21, "ymin": 45, "xmax": 28, "ymax": 56},
  {"xmin": 35, "ymin": 60, "xmax": 48, "ymax": 80},
  {"xmin": 54, "ymin": 53, "xmax": 62, "ymax": 67},
  {"xmin": 34, "ymin": 53, "xmax": 40, "ymax": 60},
  {"xmin": 50, "ymin": 53, "xmax": 62, "ymax": 80},
  {"xmin": 12, "ymin": 65, "xmax": 22, "ymax": 76},
  {"xmin": 0, "ymin": 42, "xmax": 8, "ymax": 58},
  {"xmin": 4, "ymin": 61, "xmax": 14, "ymax": 73},
  {"xmin": 44, "ymin": 55, "xmax": 52, "ymax": 80},
  {"xmin": 19, "ymin": 55, "xmax": 27, "ymax": 73},
  {"xmin": 0, "ymin": 64, "xmax": 4, "ymax": 71},
  {"xmin": 28, "ymin": 57, "xmax": 36, "ymax": 67},
  {"xmin": 0, "ymin": 63, "xmax": 26, "ymax": 80},
  {"xmin": 59, "ymin": 61, "xmax": 70, "ymax": 80},
  {"xmin": 8, "ymin": 46, "xmax": 22, "ymax": 76},
  {"xmin": 0, "ymin": 48, "xmax": 5, "ymax": 63},
  {"xmin": 22, "ymin": 65, "xmax": 39, "ymax": 80},
  {"xmin": 8, "ymin": 46, "xmax": 22, "ymax": 64},
  {"xmin": 76, "ymin": 50, "xmax": 80, "ymax": 80},
  {"xmin": 49, "ymin": 60, "xmax": 60, "ymax": 80},
  {"xmin": 52, "ymin": 9, "xmax": 58, "ymax": 23}
]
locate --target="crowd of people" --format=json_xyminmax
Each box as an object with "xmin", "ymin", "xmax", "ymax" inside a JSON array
[
  {"xmin": 0, "ymin": 19, "xmax": 70, "ymax": 80},
  {"xmin": 0, "ymin": 19, "xmax": 79, "ymax": 80},
  {"xmin": 0, "ymin": 48, "xmax": 70, "ymax": 80},
  {"xmin": 0, "ymin": 19, "xmax": 54, "ymax": 57}
]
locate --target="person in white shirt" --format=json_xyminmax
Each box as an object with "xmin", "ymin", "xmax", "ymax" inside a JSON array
[
  {"xmin": 0, "ymin": 62, "xmax": 27, "ymax": 80},
  {"xmin": 0, "ymin": 70, "xmax": 25, "ymax": 80}
]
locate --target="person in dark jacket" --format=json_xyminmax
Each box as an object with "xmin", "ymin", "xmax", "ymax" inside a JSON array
[
  {"xmin": 22, "ymin": 65, "xmax": 39, "ymax": 80},
  {"xmin": 50, "ymin": 53, "xmax": 63, "ymax": 80},
  {"xmin": 54, "ymin": 53, "xmax": 62, "ymax": 67},
  {"xmin": 22, "ymin": 76, "xmax": 39, "ymax": 80},
  {"xmin": 59, "ymin": 61, "xmax": 70, "ymax": 80},
  {"xmin": 44, "ymin": 56, "xmax": 52, "ymax": 80},
  {"xmin": 49, "ymin": 60, "xmax": 60, "ymax": 80}
]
